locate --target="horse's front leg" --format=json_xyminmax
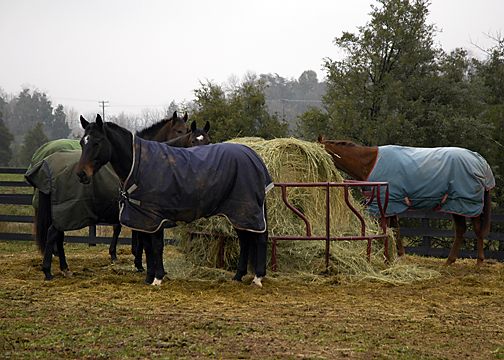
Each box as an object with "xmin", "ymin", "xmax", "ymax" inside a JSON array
[
  {"xmin": 139, "ymin": 231, "xmax": 156, "ymax": 284},
  {"xmin": 446, "ymin": 214, "xmax": 467, "ymax": 266},
  {"xmin": 151, "ymin": 228, "xmax": 165, "ymax": 285},
  {"xmin": 132, "ymin": 230, "xmax": 145, "ymax": 272},
  {"xmin": 471, "ymin": 215, "xmax": 485, "ymax": 267},
  {"xmin": 109, "ymin": 224, "xmax": 121, "ymax": 262}
]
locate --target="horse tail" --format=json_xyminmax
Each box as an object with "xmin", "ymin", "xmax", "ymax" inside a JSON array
[
  {"xmin": 34, "ymin": 191, "xmax": 53, "ymax": 255},
  {"xmin": 481, "ymin": 190, "xmax": 492, "ymax": 237}
]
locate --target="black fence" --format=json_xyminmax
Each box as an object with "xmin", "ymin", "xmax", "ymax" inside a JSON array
[{"xmin": 2, "ymin": 167, "xmax": 504, "ymax": 260}]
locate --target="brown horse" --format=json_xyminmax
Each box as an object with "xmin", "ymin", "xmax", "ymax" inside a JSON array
[
  {"xmin": 163, "ymin": 120, "xmax": 210, "ymax": 147},
  {"xmin": 317, "ymin": 134, "xmax": 494, "ymax": 266}
]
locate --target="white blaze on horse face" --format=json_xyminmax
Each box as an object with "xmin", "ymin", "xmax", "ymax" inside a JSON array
[
  {"xmin": 196, "ymin": 135, "xmax": 204, "ymax": 141},
  {"xmin": 83, "ymin": 135, "xmax": 90, "ymax": 145}
]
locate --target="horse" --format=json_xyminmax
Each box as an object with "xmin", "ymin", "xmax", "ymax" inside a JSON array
[
  {"xmin": 25, "ymin": 112, "xmax": 188, "ymax": 281},
  {"xmin": 163, "ymin": 120, "xmax": 210, "ymax": 147},
  {"xmin": 317, "ymin": 134, "xmax": 495, "ymax": 266},
  {"xmin": 77, "ymin": 114, "xmax": 272, "ymax": 287},
  {"xmin": 131, "ymin": 120, "xmax": 211, "ymax": 271}
]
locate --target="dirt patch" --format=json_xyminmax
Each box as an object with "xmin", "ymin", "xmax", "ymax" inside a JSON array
[{"xmin": 1, "ymin": 242, "xmax": 504, "ymax": 359}]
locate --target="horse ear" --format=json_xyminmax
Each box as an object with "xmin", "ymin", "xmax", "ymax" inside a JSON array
[
  {"xmin": 96, "ymin": 114, "xmax": 104, "ymax": 130},
  {"xmin": 204, "ymin": 121, "xmax": 210, "ymax": 133},
  {"xmin": 317, "ymin": 134, "xmax": 323, "ymax": 143},
  {"xmin": 80, "ymin": 115, "xmax": 89, "ymax": 130},
  {"xmin": 191, "ymin": 121, "xmax": 196, "ymax": 132},
  {"xmin": 172, "ymin": 111, "xmax": 177, "ymax": 121},
  {"xmin": 183, "ymin": 112, "xmax": 188, "ymax": 122}
]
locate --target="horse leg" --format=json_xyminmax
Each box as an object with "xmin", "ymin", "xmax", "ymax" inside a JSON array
[
  {"xmin": 387, "ymin": 215, "xmax": 405, "ymax": 259},
  {"xmin": 133, "ymin": 231, "xmax": 145, "ymax": 272},
  {"xmin": 233, "ymin": 229, "xmax": 251, "ymax": 283},
  {"xmin": 151, "ymin": 229, "xmax": 165, "ymax": 285},
  {"xmin": 109, "ymin": 224, "xmax": 121, "ymax": 262},
  {"xmin": 446, "ymin": 214, "xmax": 467, "ymax": 266},
  {"xmin": 250, "ymin": 230, "xmax": 268, "ymax": 287},
  {"xmin": 42, "ymin": 225, "xmax": 66, "ymax": 280},
  {"xmin": 471, "ymin": 215, "xmax": 485, "ymax": 267},
  {"xmin": 54, "ymin": 228, "xmax": 72, "ymax": 278},
  {"xmin": 139, "ymin": 231, "xmax": 156, "ymax": 285}
]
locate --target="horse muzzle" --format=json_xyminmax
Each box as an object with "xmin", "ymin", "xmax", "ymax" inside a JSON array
[{"xmin": 76, "ymin": 169, "xmax": 91, "ymax": 184}]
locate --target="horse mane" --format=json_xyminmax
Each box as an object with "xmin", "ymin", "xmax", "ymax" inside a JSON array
[
  {"xmin": 324, "ymin": 139, "xmax": 358, "ymax": 147},
  {"xmin": 135, "ymin": 116, "xmax": 174, "ymax": 138}
]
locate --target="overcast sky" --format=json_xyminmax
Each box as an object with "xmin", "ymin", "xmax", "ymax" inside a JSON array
[{"xmin": 1, "ymin": 0, "xmax": 502, "ymax": 117}]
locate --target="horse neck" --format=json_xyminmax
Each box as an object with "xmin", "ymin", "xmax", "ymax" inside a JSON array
[
  {"xmin": 104, "ymin": 124, "xmax": 134, "ymax": 184},
  {"xmin": 165, "ymin": 133, "xmax": 190, "ymax": 147},
  {"xmin": 325, "ymin": 143, "xmax": 378, "ymax": 181}
]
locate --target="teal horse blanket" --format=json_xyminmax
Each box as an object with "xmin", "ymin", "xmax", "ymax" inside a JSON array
[
  {"xmin": 25, "ymin": 150, "xmax": 120, "ymax": 231},
  {"xmin": 119, "ymin": 136, "xmax": 273, "ymax": 233},
  {"xmin": 365, "ymin": 145, "xmax": 495, "ymax": 217}
]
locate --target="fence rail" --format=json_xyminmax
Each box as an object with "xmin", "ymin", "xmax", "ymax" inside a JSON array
[{"xmin": 2, "ymin": 167, "xmax": 504, "ymax": 261}]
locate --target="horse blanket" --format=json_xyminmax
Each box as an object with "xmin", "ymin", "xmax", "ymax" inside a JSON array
[
  {"xmin": 25, "ymin": 150, "xmax": 120, "ymax": 231},
  {"xmin": 27, "ymin": 139, "xmax": 83, "ymax": 209},
  {"xmin": 119, "ymin": 136, "xmax": 274, "ymax": 233},
  {"xmin": 365, "ymin": 145, "xmax": 495, "ymax": 217}
]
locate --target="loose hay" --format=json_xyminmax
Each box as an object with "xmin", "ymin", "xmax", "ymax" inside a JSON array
[{"xmin": 167, "ymin": 137, "xmax": 439, "ymax": 284}]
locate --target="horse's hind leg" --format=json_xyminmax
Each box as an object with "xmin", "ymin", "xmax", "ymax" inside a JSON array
[
  {"xmin": 446, "ymin": 214, "xmax": 467, "ymax": 266},
  {"xmin": 233, "ymin": 229, "xmax": 251, "ymax": 283},
  {"xmin": 471, "ymin": 215, "xmax": 485, "ymax": 267},
  {"xmin": 109, "ymin": 224, "xmax": 121, "ymax": 262},
  {"xmin": 388, "ymin": 215, "xmax": 405, "ymax": 258},
  {"xmin": 250, "ymin": 230, "xmax": 268, "ymax": 287},
  {"xmin": 55, "ymin": 229, "xmax": 72, "ymax": 278},
  {"xmin": 42, "ymin": 225, "xmax": 67, "ymax": 280}
]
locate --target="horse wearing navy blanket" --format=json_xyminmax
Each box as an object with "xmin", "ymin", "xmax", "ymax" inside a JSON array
[
  {"xmin": 317, "ymin": 135, "xmax": 495, "ymax": 267},
  {"xmin": 77, "ymin": 115, "xmax": 272, "ymax": 287}
]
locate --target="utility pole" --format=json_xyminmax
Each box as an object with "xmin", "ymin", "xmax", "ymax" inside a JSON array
[{"xmin": 98, "ymin": 100, "xmax": 109, "ymax": 120}]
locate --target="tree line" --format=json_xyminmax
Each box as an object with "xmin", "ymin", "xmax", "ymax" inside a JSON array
[{"xmin": 1, "ymin": 0, "xmax": 503, "ymax": 213}]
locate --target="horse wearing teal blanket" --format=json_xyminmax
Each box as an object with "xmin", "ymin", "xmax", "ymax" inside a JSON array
[{"xmin": 318, "ymin": 135, "xmax": 494, "ymax": 267}]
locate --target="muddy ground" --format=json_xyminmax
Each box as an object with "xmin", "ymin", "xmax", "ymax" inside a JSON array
[{"xmin": 1, "ymin": 242, "xmax": 504, "ymax": 359}]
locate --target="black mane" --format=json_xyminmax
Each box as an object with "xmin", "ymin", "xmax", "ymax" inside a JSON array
[{"xmin": 135, "ymin": 117, "xmax": 173, "ymax": 138}]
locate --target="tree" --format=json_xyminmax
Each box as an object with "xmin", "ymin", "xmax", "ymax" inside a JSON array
[
  {"xmin": 8, "ymin": 88, "xmax": 54, "ymax": 138},
  {"xmin": 299, "ymin": 0, "xmax": 442, "ymax": 145},
  {"xmin": 0, "ymin": 112, "xmax": 14, "ymax": 166},
  {"xmin": 19, "ymin": 122, "xmax": 49, "ymax": 166},
  {"xmin": 191, "ymin": 79, "xmax": 287, "ymax": 143},
  {"xmin": 47, "ymin": 104, "xmax": 71, "ymax": 140}
]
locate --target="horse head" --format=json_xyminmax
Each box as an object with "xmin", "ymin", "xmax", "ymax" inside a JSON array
[
  {"xmin": 76, "ymin": 114, "xmax": 112, "ymax": 184},
  {"xmin": 188, "ymin": 121, "xmax": 211, "ymax": 147}
]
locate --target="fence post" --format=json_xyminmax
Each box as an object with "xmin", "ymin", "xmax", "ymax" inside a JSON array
[
  {"xmin": 89, "ymin": 225, "xmax": 97, "ymax": 247},
  {"xmin": 422, "ymin": 217, "xmax": 431, "ymax": 248}
]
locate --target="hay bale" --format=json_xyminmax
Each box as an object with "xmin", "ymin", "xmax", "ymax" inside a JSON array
[{"xmin": 172, "ymin": 137, "xmax": 396, "ymax": 275}]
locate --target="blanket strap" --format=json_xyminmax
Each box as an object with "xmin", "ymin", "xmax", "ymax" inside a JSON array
[
  {"xmin": 404, "ymin": 197, "xmax": 412, "ymax": 207},
  {"xmin": 119, "ymin": 182, "xmax": 141, "ymax": 206},
  {"xmin": 441, "ymin": 194, "xmax": 449, "ymax": 204}
]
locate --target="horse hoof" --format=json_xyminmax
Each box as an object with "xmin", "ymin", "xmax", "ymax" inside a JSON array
[
  {"xmin": 62, "ymin": 269, "xmax": 73, "ymax": 278},
  {"xmin": 44, "ymin": 275, "xmax": 54, "ymax": 281},
  {"xmin": 394, "ymin": 255, "xmax": 404, "ymax": 263},
  {"xmin": 152, "ymin": 278, "xmax": 163, "ymax": 286},
  {"xmin": 251, "ymin": 276, "xmax": 263, "ymax": 288}
]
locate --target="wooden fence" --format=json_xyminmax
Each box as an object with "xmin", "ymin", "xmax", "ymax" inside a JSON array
[{"xmin": 2, "ymin": 167, "xmax": 504, "ymax": 260}]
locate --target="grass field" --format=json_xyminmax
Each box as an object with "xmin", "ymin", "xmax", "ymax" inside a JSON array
[{"xmin": 1, "ymin": 241, "xmax": 504, "ymax": 359}]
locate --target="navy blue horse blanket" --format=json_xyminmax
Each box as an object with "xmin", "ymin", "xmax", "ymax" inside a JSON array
[
  {"xmin": 119, "ymin": 136, "xmax": 273, "ymax": 233},
  {"xmin": 365, "ymin": 145, "xmax": 495, "ymax": 217}
]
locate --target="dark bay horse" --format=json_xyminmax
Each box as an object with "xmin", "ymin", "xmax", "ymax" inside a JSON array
[
  {"xmin": 317, "ymin": 134, "xmax": 494, "ymax": 266},
  {"xmin": 26, "ymin": 112, "xmax": 188, "ymax": 281},
  {"xmin": 132, "ymin": 120, "xmax": 211, "ymax": 271},
  {"xmin": 77, "ymin": 115, "xmax": 272, "ymax": 287}
]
